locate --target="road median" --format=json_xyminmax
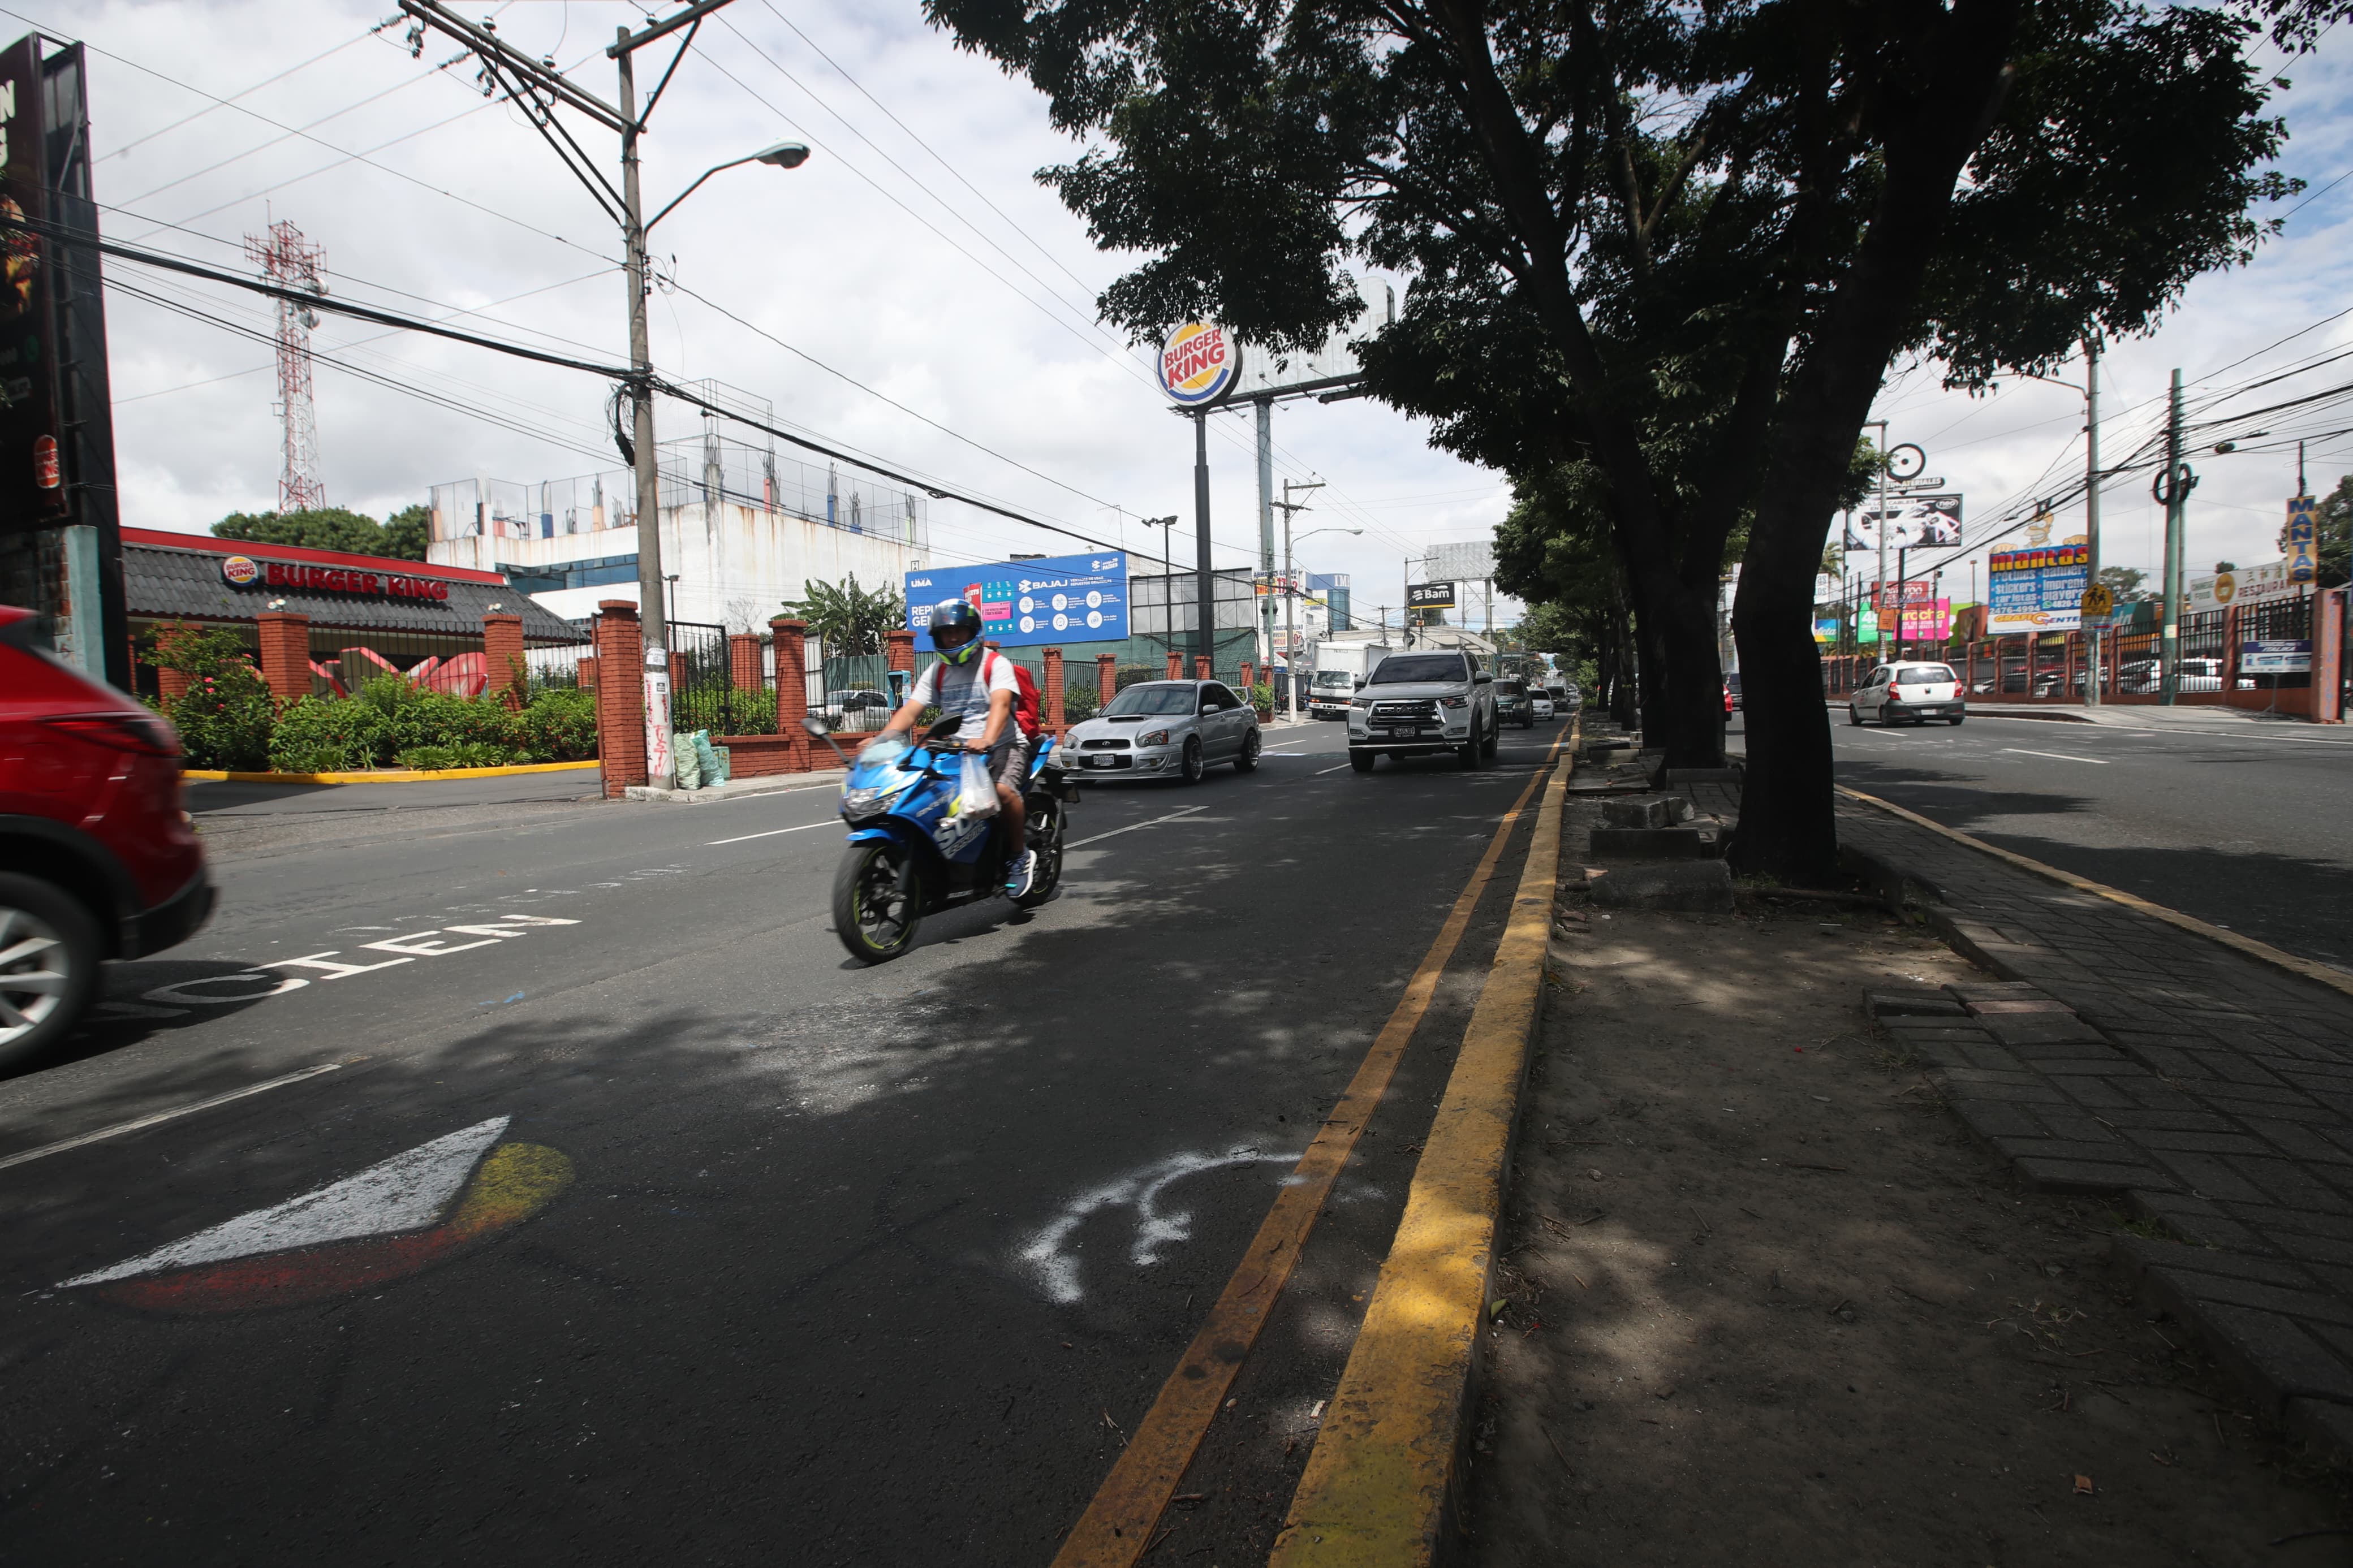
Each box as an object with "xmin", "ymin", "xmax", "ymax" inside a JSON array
[{"xmin": 1269, "ymin": 751, "xmax": 1572, "ymax": 1566}]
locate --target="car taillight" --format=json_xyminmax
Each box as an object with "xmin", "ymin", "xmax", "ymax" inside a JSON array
[{"xmin": 45, "ymin": 711, "xmax": 181, "ymax": 756}]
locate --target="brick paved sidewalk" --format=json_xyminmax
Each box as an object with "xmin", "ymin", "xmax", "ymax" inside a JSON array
[{"xmin": 1838, "ymin": 797, "xmax": 2353, "ymax": 1463}]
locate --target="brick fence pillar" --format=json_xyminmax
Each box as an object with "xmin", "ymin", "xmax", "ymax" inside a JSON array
[
  {"xmin": 482, "ymin": 612, "xmax": 527, "ymax": 710},
  {"xmin": 156, "ymin": 664, "xmax": 192, "ymax": 705},
  {"xmin": 1194, "ymin": 654, "xmax": 1212, "ymax": 681},
  {"xmin": 1096, "ymin": 653, "xmax": 1117, "ymax": 709},
  {"xmin": 728, "ymin": 632, "xmax": 762, "ymax": 693},
  {"xmin": 771, "ymin": 616, "xmax": 811, "ymax": 769},
  {"xmin": 1166, "ymin": 649, "xmax": 1182, "ymax": 680},
  {"xmin": 256, "ymin": 611, "xmax": 312, "ymax": 705},
  {"xmin": 577, "ymin": 655, "xmax": 598, "ymax": 694},
  {"xmin": 1041, "ymin": 646, "xmax": 1065, "ymax": 731},
  {"xmin": 886, "ymin": 628, "xmax": 916, "ymax": 685},
  {"xmin": 593, "ymin": 600, "xmax": 645, "ymax": 798},
  {"xmin": 1239, "ymin": 658, "xmax": 1255, "ymax": 693}
]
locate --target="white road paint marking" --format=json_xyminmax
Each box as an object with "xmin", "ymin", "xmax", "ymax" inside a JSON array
[
  {"xmin": 61, "ymin": 1117, "xmax": 510, "ymax": 1286},
  {"xmin": 1315, "ymin": 762, "xmax": 1355, "ymax": 775},
  {"xmin": 706, "ymin": 820, "xmax": 837, "ymax": 846},
  {"xmin": 0, "ymin": 1062, "xmax": 347, "ymax": 1174},
  {"xmin": 1018, "ymin": 1148, "xmax": 1297, "ymax": 1304},
  {"xmin": 140, "ymin": 915, "xmax": 583, "ymax": 1010},
  {"xmin": 2002, "ymin": 747, "xmax": 2111, "ymax": 765},
  {"xmin": 1066, "ymin": 804, "xmax": 1211, "ymax": 849}
]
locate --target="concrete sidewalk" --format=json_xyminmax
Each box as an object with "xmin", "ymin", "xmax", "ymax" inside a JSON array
[{"xmin": 1841, "ymin": 796, "xmax": 2353, "ymax": 1462}]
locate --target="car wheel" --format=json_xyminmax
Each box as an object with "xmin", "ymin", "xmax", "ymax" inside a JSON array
[
  {"xmin": 1481, "ymin": 719, "xmax": 1499, "ymax": 758},
  {"xmin": 1180, "ymin": 736, "xmax": 1205, "ymax": 784},
  {"xmin": 1232, "ymin": 729, "xmax": 1261, "ymax": 772},
  {"xmin": 0, "ymin": 872, "xmax": 104, "ymax": 1072},
  {"xmin": 1459, "ymin": 741, "xmax": 1480, "ymax": 770},
  {"xmin": 1847, "ymin": 705, "xmax": 1862, "ymax": 726},
  {"xmin": 1349, "ymin": 749, "xmax": 1374, "ymax": 774}
]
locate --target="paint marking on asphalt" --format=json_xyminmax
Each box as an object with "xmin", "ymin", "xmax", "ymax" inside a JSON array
[
  {"xmin": 1313, "ymin": 762, "xmax": 1355, "ymax": 775},
  {"xmin": 1046, "ymin": 722, "xmax": 1575, "ymax": 1568},
  {"xmin": 706, "ymin": 820, "xmax": 838, "ymax": 846},
  {"xmin": 1065, "ymin": 805, "xmax": 1210, "ymax": 849},
  {"xmin": 2002, "ymin": 747, "xmax": 2111, "ymax": 765},
  {"xmin": 0, "ymin": 1062, "xmax": 347, "ymax": 1174}
]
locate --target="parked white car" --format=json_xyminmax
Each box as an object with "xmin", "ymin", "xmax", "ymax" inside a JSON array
[
  {"xmin": 1848, "ymin": 662, "xmax": 1964, "ymax": 727},
  {"xmin": 1531, "ymin": 692, "xmax": 1555, "ymax": 721}
]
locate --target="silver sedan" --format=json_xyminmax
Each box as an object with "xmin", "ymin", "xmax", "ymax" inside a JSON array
[{"xmin": 1061, "ymin": 679, "xmax": 1262, "ymax": 784}]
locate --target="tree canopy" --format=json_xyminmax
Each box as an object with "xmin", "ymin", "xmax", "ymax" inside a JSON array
[
  {"xmin": 785, "ymin": 574, "xmax": 906, "ymax": 655},
  {"xmin": 213, "ymin": 506, "xmax": 429, "ymax": 561}
]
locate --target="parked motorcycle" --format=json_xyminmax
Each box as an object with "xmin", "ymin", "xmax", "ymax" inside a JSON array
[{"xmin": 804, "ymin": 715, "xmax": 1075, "ymax": 964}]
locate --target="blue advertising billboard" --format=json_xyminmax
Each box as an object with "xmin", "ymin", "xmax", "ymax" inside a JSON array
[{"xmin": 903, "ymin": 551, "xmax": 1131, "ymax": 649}]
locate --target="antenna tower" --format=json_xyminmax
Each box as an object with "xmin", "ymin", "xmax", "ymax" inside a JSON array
[{"xmin": 242, "ymin": 219, "xmax": 327, "ymax": 511}]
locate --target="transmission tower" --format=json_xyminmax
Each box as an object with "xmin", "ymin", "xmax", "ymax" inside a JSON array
[{"xmin": 242, "ymin": 219, "xmax": 327, "ymax": 511}]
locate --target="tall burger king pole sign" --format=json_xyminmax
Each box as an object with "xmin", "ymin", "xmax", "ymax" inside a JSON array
[{"xmin": 1158, "ymin": 322, "xmax": 1240, "ymax": 671}]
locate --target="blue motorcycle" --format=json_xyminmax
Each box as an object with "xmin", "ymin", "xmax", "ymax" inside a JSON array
[{"xmin": 803, "ymin": 715, "xmax": 1076, "ymax": 964}]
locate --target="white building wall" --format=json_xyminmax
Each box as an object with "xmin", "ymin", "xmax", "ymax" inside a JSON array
[{"xmin": 430, "ymin": 501, "xmax": 924, "ymax": 629}]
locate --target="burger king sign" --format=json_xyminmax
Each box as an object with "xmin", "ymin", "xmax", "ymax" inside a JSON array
[{"xmin": 1158, "ymin": 321, "xmax": 1240, "ymax": 407}]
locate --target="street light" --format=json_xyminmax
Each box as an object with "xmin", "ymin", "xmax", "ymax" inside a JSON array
[
  {"xmin": 645, "ymin": 140, "xmax": 811, "ymax": 231},
  {"xmin": 1138, "ymin": 516, "xmax": 1179, "ymax": 657},
  {"xmin": 1284, "ymin": 518, "xmax": 1358, "ymax": 724}
]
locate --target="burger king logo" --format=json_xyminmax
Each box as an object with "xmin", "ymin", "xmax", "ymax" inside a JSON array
[
  {"xmin": 1158, "ymin": 321, "xmax": 1240, "ymax": 407},
  {"xmin": 221, "ymin": 554, "xmax": 260, "ymax": 586}
]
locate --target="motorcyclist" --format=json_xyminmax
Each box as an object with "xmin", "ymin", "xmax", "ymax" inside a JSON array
[{"xmin": 875, "ymin": 599, "xmax": 1034, "ymax": 895}]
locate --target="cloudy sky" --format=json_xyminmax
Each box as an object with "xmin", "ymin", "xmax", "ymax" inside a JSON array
[{"xmin": 20, "ymin": 0, "xmax": 2353, "ymax": 626}]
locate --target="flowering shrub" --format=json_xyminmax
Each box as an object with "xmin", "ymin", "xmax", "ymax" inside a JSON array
[{"xmin": 146, "ymin": 623, "xmax": 274, "ymax": 771}]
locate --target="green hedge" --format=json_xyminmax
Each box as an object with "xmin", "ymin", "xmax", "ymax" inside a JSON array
[{"xmin": 267, "ymin": 680, "xmax": 600, "ymax": 773}]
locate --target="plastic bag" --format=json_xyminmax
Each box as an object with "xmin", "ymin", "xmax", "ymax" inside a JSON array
[
  {"xmin": 692, "ymin": 730, "xmax": 727, "ymax": 785},
  {"xmin": 672, "ymin": 734, "xmax": 703, "ymax": 790},
  {"xmin": 956, "ymin": 750, "xmax": 999, "ymax": 818}
]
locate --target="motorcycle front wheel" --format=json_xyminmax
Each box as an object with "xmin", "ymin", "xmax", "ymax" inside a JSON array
[
  {"xmin": 1014, "ymin": 802, "xmax": 1066, "ymax": 909},
  {"xmin": 833, "ymin": 842, "xmax": 919, "ymax": 964}
]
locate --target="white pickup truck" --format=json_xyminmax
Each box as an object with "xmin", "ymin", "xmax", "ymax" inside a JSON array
[{"xmin": 1346, "ymin": 650, "xmax": 1501, "ymax": 772}]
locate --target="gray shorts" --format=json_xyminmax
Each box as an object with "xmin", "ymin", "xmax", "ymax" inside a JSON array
[{"xmin": 989, "ymin": 733, "xmax": 1031, "ymax": 792}]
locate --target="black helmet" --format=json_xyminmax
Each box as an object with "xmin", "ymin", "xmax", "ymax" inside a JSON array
[{"xmin": 928, "ymin": 598, "xmax": 984, "ymax": 663}]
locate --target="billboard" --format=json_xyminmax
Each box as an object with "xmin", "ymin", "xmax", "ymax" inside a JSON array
[
  {"xmin": 903, "ymin": 551, "xmax": 1130, "ymax": 649},
  {"xmin": 1988, "ymin": 543, "xmax": 2089, "ymax": 633},
  {"xmin": 1845, "ymin": 494, "xmax": 1964, "ymax": 552},
  {"xmin": 1407, "ymin": 581, "xmax": 1456, "ymax": 611},
  {"xmin": 2191, "ymin": 559, "xmax": 2307, "ymax": 612},
  {"xmin": 1231, "ymin": 280, "xmax": 1395, "ymax": 400}
]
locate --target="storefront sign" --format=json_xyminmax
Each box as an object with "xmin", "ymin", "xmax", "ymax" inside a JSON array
[
  {"xmin": 2191, "ymin": 559, "xmax": 2305, "ymax": 611},
  {"xmin": 1407, "ymin": 581, "xmax": 1456, "ymax": 611},
  {"xmin": 904, "ymin": 551, "xmax": 1130, "ymax": 647},
  {"xmin": 1157, "ymin": 322, "xmax": 1240, "ymax": 407},
  {"xmin": 1988, "ymin": 543, "xmax": 2089, "ymax": 633},
  {"xmin": 2242, "ymin": 638, "xmax": 2313, "ymax": 675},
  {"xmin": 221, "ymin": 553, "xmax": 451, "ymax": 601}
]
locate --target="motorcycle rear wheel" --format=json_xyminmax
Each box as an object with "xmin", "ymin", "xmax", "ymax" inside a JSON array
[{"xmin": 833, "ymin": 843, "xmax": 919, "ymax": 963}]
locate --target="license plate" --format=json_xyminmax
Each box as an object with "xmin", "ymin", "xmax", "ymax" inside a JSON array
[{"xmin": 1088, "ymin": 755, "xmax": 1116, "ymax": 768}]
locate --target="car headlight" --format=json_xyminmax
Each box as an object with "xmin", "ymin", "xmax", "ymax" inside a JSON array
[
  {"xmin": 1439, "ymin": 694, "xmax": 1468, "ymax": 709},
  {"xmin": 1350, "ymin": 698, "xmax": 1371, "ymax": 710},
  {"xmin": 1139, "ymin": 729, "xmax": 1170, "ymax": 746}
]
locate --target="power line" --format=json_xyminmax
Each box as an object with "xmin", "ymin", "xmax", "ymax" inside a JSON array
[{"xmin": 97, "ymin": 23, "xmax": 385, "ymax": 163}]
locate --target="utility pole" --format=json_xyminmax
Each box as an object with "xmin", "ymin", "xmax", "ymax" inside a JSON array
[
  {"xmin": 2084, "ymin": 336, "xmax": 2103, "ymax": 706},
  {"xmin": 1273, "ymin": 478, "xmax": 1324, "ymax": 723},
  {"xmin": 1868, "ymin": 420, "xmax": 1891, "ymax": 663},
  {"xmin": 2154, "ymin": 368, "xmax": 2199, "ymax": 705},
  {"xmin": 1256, "ymin": 397, "xmax": 1275, "ymax": 676},
  {"xmin": 399, "ymin": 0, "xmax": 776, "ymax": 792}
]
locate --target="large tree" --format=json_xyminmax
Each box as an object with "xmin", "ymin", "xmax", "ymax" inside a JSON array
[
  {"xmin": 213, "ymin": 506, "xmax": 428, "ymax": 561},
  {"xmin": 929, "ymin": 0, "xmax": 2294, "ymax": 882}
]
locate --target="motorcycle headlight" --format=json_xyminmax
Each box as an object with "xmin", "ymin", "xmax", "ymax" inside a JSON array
[
  {"xmin": 840, "ymin": 776, "xmax": 906, "ymax": 817},
  {"xmin": 1139, "ymin": 729, "xmax": 1171, "ymax": 746}
]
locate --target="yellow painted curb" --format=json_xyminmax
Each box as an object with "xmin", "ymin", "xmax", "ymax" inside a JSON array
[
  {"xmin": 1837, "ymin": 785, "xmax": 2353, "ymax": 1004},
  {"xmin": 183, "ymin": 760, "xmax": 599, "ymax": 785},
  {"xmin": 1270, "ymin": 751, "xmax": 1572, "ymax": 1566}
]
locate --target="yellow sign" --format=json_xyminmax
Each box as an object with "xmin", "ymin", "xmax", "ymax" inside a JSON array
[{"xmin": 2080, "ymin": 582, "xmax": 2114, "ymax": 619}]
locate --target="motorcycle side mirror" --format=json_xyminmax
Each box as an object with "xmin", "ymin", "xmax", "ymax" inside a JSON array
[{"xmin": 801, "ymin": 715, "xmax": 832, "ymax": 737}]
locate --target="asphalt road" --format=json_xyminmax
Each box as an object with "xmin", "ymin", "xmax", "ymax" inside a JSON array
[
  {"xmin": 0, "ymin": 717, "xmax": 1571, "ymax": 1565},
  {"xmin": 1789, "ymin": 709, "xmax": 2353, "ymax": 973}
]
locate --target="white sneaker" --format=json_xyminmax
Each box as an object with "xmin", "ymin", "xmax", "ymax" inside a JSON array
[{"xmin": 1003, "ymin": 849, "xmax": 1037, "ymax": 897}]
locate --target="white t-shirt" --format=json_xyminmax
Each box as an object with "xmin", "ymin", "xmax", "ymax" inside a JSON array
[{"xmin": 910, "ymin": 652, "xmax": 1018, "ymax": 738}]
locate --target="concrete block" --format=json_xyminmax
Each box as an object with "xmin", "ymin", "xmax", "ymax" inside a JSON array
[
  {"xmin": 1966, "ymin": 999, "xmax": 2077, "ymax": 1016},
  {"xmin": 1587, "ymin": 860, "xmax": 1735, "ymax": 913},
  {"xmin": 1867, "ymin": 990, "xmax": 1966, "ymax": 1019},
  {"xmin": 1981, "ymin": 1014, "xmax": 2110, "ymax": 1048},
  {"xmin": 1599, "ymin": 794, "xmax": 1690, "ymax": 829},
  {"xmin": 1662, "ymin": 767, "xmax": 1742, "ymax": 783},
  {"xmin": 2110, "ymin": 1236, "xmax": 2316, "ymax": 1291},
  {"xmin": 2012, "ymin": 1157, "xmax": 2174, "ymax": 1195},
  {"xmin": 1588, "ymin": 826, "xmax": 1718, "ymax": 861}
]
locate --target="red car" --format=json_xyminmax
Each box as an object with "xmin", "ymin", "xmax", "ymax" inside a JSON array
[{"xmin": 0, "ymin": 606, "xmax": 213, "ymax": 1070}]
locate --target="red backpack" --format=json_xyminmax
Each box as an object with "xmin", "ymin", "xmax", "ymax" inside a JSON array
[{"xmin": 982, "ymin": 650, "xmax": 1044, "ymax": 739}]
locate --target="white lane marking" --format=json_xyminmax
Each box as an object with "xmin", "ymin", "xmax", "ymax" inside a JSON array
[
  {"xmin": 1959, "ymin": 713, "xmax": 2353, "ymax": 748},
  {"xmin": 61, "ymin": 1117, "xmax": 510, "ymax": 1286},
  {"xmin": 140, "ymin": 915, "xmax": 583, "ymax": 1010},
  {"xmin": 1315, "ymin": 762, "xmax": 1355, "ymax": 775},
  {"xmin": 0, "ymin": 1062, "xmax": 346, "ymax": 1174},
  {"xmin": 2002, "ymin": 747, "xmax": 2111, "ymax": 765},
  {"xmin": 706, "ymin": 820, "xmax": 837, "ymax": 846},
  {"xmin": 1066, "ymin": 804, "xmax": 1211, "ymax": 849},
  {"xmin": 1018, "ymin": 1148, "xmax": 1296, "ymax": 1304}
]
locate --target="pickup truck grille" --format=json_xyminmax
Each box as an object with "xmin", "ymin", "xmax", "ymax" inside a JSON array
[{"xmin": 1369, "ymin": 699, "xmax": 1438, "ymax": 723}]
